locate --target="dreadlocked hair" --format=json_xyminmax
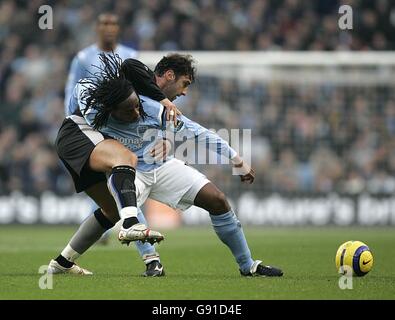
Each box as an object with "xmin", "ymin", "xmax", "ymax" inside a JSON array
[{"xmin": 80, "ymin": 52, "xmax": 146, "ymax": 129}]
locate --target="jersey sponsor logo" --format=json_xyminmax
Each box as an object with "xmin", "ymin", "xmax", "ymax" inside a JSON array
[{"xmin": 112, "ymin": 135, "xmax": 144, "ymax": 149}]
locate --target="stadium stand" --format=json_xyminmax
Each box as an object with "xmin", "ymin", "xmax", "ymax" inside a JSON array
[{"xmin": 1, "ymin": 0, "xmax": 395, "ymax": 199}]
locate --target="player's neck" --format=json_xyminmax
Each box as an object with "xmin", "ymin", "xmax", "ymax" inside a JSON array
[
  {"xmin": 98, "ymin": 41, "xmax": 117, "ymax": 52},
  {"xmin": 155, "ymin": 75, "xmax": 166, "ymax": 90}
]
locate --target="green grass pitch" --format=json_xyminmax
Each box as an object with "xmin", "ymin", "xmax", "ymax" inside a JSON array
[{"xmin": 0, "ymin": 225, "xmax": 394, "ymax": 300}]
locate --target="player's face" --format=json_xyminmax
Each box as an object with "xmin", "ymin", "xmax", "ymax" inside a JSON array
[
  {"xmin": 112, "ymin": 91, "xmax": 141, "ymax": 122},
  {"xmin": 162, "ymin": 72, "xmax": 192, "ymax": 101},
  {"xmin": 97, "ymin": 14, "xmax": 120, "ymax": 45}
]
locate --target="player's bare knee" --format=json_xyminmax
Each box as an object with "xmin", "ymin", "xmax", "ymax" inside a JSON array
[{"xmin": 112, "ymin": 149, "xmax": 137, "ymax": 168}]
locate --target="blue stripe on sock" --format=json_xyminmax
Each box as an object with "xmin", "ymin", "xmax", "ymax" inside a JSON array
[{"xmin": 107, "ymin": 174, "xmax": 123, "ymax": 211}]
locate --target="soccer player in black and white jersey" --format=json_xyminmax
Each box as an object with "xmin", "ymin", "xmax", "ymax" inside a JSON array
[
  {"xmin": 59, "ymin": 13, "xmax": 176, "ymax": 277},
  {"xmin": 50, "ymin": 58, "xmax": 181, "ymax": 276}
]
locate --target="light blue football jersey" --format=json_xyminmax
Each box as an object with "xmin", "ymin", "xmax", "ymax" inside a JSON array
[
  {"xmin": 71, "ymin": 82, "xmax": 237, "ymax": 172},
  {"xmin": 65, "ymin": 44, "xmax": 137, "ymax": 115}
]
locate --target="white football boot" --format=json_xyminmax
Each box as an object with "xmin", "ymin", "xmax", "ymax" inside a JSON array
[
  {"xmin": 47, "ymin": 259, "xmax": 93, "ymax": 275},
  {"xmin": 118, "ymin": 223, "xmax": 164, "ymax": 245}
]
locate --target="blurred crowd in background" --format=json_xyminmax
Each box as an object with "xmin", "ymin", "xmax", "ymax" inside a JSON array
[{"xmin": 1, "ymin": 0, "xmax": 395, "ymax": 196}]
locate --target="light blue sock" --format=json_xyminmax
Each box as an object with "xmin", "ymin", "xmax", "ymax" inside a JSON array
[
  {"xmin": 134, "ymin": 207, "xmax": 160, "ymax": 263},
  {"xmin": 210, "ymin": 210, "xmax": 254, "ymax": 274}
]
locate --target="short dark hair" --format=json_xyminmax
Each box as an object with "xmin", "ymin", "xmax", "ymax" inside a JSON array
[{"xmin": 154, "ymin": 53, "xmax": 196, "ymax": 82}]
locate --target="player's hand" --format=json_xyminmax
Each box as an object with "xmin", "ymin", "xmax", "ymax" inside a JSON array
[
  {"xmin": 150, "ymin": 139, "xmax": 172, "ymax": 162},
  {"xmin": 160, "ymin": 98, "xmax": 182, "ymax": 125},
  {"xmin": 233, "ymin": 159, "xmax": 255, "ymax": 184},
  {"xmin": 240, "ymin": 168, "xmax": 255, "ymax": 184}
]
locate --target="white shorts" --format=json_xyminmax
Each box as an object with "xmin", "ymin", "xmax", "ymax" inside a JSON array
[{"xmin": 135, "ymin": 158, "xmax": 210, "ymax": 211}]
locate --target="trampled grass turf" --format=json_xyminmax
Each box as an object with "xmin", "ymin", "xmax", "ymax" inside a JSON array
[{"xmin": 0, "ymin": 225, "xmax": 394, "ymax": 300}]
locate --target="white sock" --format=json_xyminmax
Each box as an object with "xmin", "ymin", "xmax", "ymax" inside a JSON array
[
  {"xmin": 61, "ymin": 244, "xmax": 81, "ymax": 263},
  {"xmin": 120, "ymin": 206, "xmax": 138, "ymax": 219}
]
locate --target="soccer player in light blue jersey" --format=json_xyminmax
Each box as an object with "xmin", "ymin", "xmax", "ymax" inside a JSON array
[
  {"xmin": 64, "ymin": 13, "xmax": 138, "ymax": 116},
  {"xmin": 56, "ymin": 53, "xmax": 283, "ymax": 277}
]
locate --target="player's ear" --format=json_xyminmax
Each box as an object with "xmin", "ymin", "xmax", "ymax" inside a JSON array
[{"xmin": 165, "ymin": 70, "xmax": 176, "ymax": 81}]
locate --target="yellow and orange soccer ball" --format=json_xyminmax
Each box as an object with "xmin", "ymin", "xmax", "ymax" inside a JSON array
[{"xmin": 335, "ymin": 240, "xmax": 374, "ymax": 277}]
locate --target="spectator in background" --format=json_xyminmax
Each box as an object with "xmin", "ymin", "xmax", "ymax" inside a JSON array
[
  {"xmin": 1, "ymin": 0, "xmax": 395, "ymax": 197},
  {"xmin": 64, "ymin": 12, "xmax": 137, "ymax": 115}
]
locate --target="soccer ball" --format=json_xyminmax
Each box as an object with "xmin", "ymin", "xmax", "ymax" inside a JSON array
[{"xmin": 335, "ymin": 240, "xmax": 373, "ymax": 277}]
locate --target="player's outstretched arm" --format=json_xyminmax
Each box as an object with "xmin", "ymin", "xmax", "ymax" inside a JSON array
[{"xmin": 165, "ymin": 113, "xmax": 255, "ymax": 184}]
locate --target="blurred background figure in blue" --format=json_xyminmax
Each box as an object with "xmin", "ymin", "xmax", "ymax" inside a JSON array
[{"xmin": 63, "ymin": 12, "xmax": 138, "ymax": 245}]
